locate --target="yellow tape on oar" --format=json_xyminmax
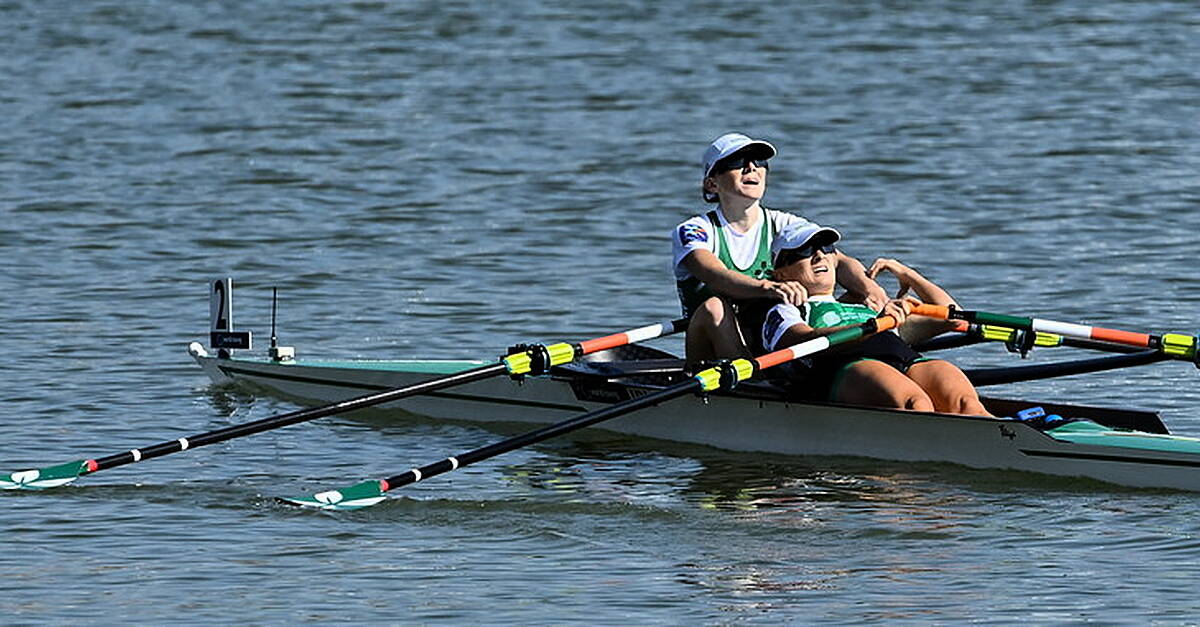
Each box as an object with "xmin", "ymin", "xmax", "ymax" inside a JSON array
[
  {"xmin": 545, "ymin": 342, "xmax": 576, "ymax": 366},
  {"xmin": 1162, "ymin": 333, "xmax": 1198, "ymax": 359},
  {"xmin": 980, "ymin": 324, "xmax": 1063, "ymax": 347},
  {"xmin": 694, "ymin": 358, "xmax": 756, "ymax": 392},
  {"xmin": 502, "ymin": 352, "xmax": 533, "ymax": 375},
  {"xmin": 502, "ymin": 342, "xmax": 581, "ymax": 376}
]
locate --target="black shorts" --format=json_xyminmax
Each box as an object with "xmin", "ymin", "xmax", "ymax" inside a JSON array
[
  {"xmin": 731, "ymin": 298, "xmax": 776, "ymax": 356},
  {"xmin": 780, "ymin": 332, "xmax": 927, "ymax": 401}
]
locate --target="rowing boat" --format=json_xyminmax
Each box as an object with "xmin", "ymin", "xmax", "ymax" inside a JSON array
[
  {"xmin": 6, "ymin": 297, "xmax": 1195, "ymax": 503},
  {"xmin": 188, "ymin": 338, "xmax": 1200, "ymax": 493}
]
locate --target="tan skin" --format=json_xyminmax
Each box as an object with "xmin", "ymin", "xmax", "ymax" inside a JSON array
[
  {"xmin": 684, "ymin": 156, "xmax": 889, "ymax": 366},
  {"xmin": 773, "ymin": 246, "xmax": 992, "ymax": 416}
]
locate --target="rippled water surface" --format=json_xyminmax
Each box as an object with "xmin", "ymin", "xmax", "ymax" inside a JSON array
[{"xmin": 3, "ymin": 0, "xmax": 1200, "ymax": 623}]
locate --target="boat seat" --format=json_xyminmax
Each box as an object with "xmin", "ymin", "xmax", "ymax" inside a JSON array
[{"xmin": 560, "ymin": 358, "xmax": 685, "ymax": 376}]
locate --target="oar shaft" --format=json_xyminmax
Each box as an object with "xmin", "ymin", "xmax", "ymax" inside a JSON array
[
  {"xmin": 912, "ymin": 304, "xmax": 1194, "ymax": 357},
  {"xmin": 379, "ymin": 382, "xmax": 695, "ymax": 491},
  {"xmin": 965, "ymin": 351, "xmax": 1166, "ymax": 387},
  {"xmin": 92, "ymin": 321, "xmax": 687, "ymax": 472},
  {"xmin": 915, "ymin": 321, "xmax": 1147, "ymax": 355},
  {"xmin": 355, "ymin": 314, "xmax": 901, "ymax": 500},
  {"xmin": 6, "ymin": 317, "xmax": 688, "ymax": 490},
  {"xmin": 579, "ymin": 319, "xmax": 689, "ymax": 354},
  {"xmin": 89, "ymin": 362, "xmax": 510, "ymax": 472},
  {"xmin": 753, "ymin": 318, "xmax": 895, "ymax": 370}
]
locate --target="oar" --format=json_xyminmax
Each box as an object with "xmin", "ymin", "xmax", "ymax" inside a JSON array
[
  {"xmin": 279, "ymin": 313, "xmax": 905, "ymax": 510},
  {"xmin": 915, "ymin": 321, "xmax": 1147, "ymax": 355},
  {"xmin": 1, "ymin": 318, "xmax": 687, "ymax": 490},
  {"xmin": 963, "ymin": 351, "xmax": 1166, "ymax": 386},
  {"xmin": 915, "ymin": 305, "xmax": 1199, "ymax": 364}
]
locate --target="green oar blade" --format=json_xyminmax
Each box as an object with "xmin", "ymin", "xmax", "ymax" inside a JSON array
[
  {"xmin": 279, "ymin": 479, "xmax": 387, "ymax": 511},
  {"xmin": 1, "ymin": 460, "xmax": 90, "ymax": 490}
]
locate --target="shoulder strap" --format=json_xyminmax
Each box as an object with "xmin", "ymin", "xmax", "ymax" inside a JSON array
[{"xmin": 705, "ymin": 210, "xmax": 723, "ymax": 260}]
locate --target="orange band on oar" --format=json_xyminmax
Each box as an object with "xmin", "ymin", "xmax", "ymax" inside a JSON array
[
  {"xmin": 1091, "ymin": 327, "xmax": 1152, "ymax": 346},
  {"xmin": 911, "ymin": 303, "xmax": 951, "ymax": 319},
  {"xmin": 754, "ymin": 348, "xmax": 796, "ymax": 370},
  {"xmin": 753, "ymin": 313, "xmax": 900, "ymax": 371},
  {"xmin": 577, "ymin": 318, "xmax": 687, "ymax": 354}
]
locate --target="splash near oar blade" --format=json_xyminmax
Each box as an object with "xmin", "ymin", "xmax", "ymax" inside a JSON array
[
  {"xmin": 1, "ymin": 460, "xmax": 92, "ymax": 490},
  {"xmin": 280, "ymin": 479, "xmax": 387, "ymax": 511}
]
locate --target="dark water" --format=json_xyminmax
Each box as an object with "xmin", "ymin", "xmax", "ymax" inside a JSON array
[{"xmin": 4, "ymin": 0, "xmax": 1200, "ymax": 622}]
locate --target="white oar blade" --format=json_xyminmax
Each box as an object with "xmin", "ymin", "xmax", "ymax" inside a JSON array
[
  {"xmin": 278, "ymin": 479, "xmax": 387, "ymax": 511},
  {"xmin": 1, "ymin": 460, "xmax": 89, "ymax": 490}
]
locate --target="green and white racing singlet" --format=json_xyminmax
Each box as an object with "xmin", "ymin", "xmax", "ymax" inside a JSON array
[
  {"xmin": 805, "ymin": 297, "xmax": 877, "ymax": 328},
  {"xmin": 761, "ymin": 295, "xmax": 877, "ymax": 352},
  {"xmin": 672, "ymin": 209, "xmax": 792, "ymax": 318}
]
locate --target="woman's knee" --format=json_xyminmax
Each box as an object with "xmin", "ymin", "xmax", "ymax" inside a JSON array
[
  {"xmin": 694, "ymin": 297, "xmax": 734, "ymax": 325},
  {"xmin": 891, "ymin": 387, "xmax": 934, "ymax": 412},
  {"xmin": 907, "ymin": 361, "xmax": 988, "ymax": 415},
  {"xmin": 837, "ymin": 361, "xmax": 934, "ymax": 411},
  {"xmin": 943, "ymin": 392, "xmax": 989, "ymax": 416}
]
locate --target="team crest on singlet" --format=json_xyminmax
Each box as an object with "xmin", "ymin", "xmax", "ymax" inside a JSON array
[{"xmin": 678, "ymin": 223, "xmax": 708, "ymax": 245}]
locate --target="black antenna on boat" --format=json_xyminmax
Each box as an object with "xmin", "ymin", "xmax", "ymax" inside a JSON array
[
  {"xmin": 270, "ymin": 287, "xmax": 279, "ymax": 349},
  {"xmin": 269, "ymin": 286, "xmax": 295, "ymax": 362}
]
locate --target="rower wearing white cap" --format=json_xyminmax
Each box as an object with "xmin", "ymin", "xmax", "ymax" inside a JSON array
[
  {"xmin": 671, "ymin": 132, "xmax": 888, "ymax": 368},
  {"xmin": 761, "ymin": 221, "xmax": 990, "ymax": 416}
]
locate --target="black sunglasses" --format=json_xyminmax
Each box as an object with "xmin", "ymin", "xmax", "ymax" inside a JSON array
[
  {"xmin": 775, "ymin": 243, "xmax": 836, "ymax": 267},
  {"xmin": 712, "ymin": 154, "xmax": 769, "ymax": 174}
]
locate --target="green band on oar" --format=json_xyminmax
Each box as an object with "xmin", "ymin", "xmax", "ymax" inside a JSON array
[
  {"xmin": 280, "ymin": 314, "xmax": 903, "ymax": 511},
  {"xmin": 1, "ymin": 318, "xmax": 687, "ymax": 491}
]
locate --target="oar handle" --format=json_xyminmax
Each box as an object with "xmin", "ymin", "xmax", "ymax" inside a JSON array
[
  {"xmin": 752, "ymin": 315, "xmax": 898, "ymax": 372},
  {"xmin": 503, "ymin": 318, "xmax": 687, "ymax": 376},
  {"xmin": 911, "ymin": 303, "xmax": 951, "ymax": 320},
  {"xmin": 579, "ymin": 318, "xmax": 689, "ymax": 354}
]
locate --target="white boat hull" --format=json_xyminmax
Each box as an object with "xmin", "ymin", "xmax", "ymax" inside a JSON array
[{"xmin": 191, "ymin": 348, "xmax": 1200, "ymax": 492}]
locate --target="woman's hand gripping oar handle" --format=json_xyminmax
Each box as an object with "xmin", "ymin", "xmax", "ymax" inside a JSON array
[
  {"xmin": 0, "ymin": 318, "xmax": 688, "ymax": 491},
  {"xmin": 279, "ymin": 314, "xmax": 903, "ymax": 511}
]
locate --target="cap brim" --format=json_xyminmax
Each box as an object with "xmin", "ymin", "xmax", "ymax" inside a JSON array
[
  {"xmin": 734, "ymin": 142, "xmax": 776, "ymax": 161},
  {"xmin": 703, "ymin": 140, "xmax": 777, "ymax": 179},
  {"xmin": 809, "ymin": 228, "xmax": 840, "ymax": 246},
  {"xmin": 772, "ymin": 227, "xmax": 842, "ymax": 261}
]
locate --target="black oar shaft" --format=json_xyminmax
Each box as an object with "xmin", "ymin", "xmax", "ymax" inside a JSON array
[
  {"xmin": 280, "ymin": 314, "xmax": 908, "ymax": 508},
  {"xmin": 89, "ymin": 363, "xmax": 509, "ymax": 472},
  {"xmin": 6, "ymin": 317, "xmax": 692, "ymax": 490},
  {"xmin": 381, "ymin": 379, "xmax": 702, "ymax": 491},
  {"xmin": 378, "ymin": 321, "xmax": 900, "ymax": 492},
  {"xmin": 965, "ymin": 351, "xmax": 1166, "ymax": 387}
]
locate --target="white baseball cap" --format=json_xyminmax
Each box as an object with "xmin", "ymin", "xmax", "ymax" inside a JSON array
[
  {"xmin": 701, "ymin": 133, "xmax": 777, "ymax": 202},
  {"xmin": 771, "ymin": 222, "xmax": 841, "ymax": 261}
]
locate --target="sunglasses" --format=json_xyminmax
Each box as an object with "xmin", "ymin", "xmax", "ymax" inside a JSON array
[
  {"xmin": 775, "ymin": 243, "xmax": 836, "ymax": 267},
  {"xmin": 712, "ymin": 154, "xmax": 770, "ymax": 174}
]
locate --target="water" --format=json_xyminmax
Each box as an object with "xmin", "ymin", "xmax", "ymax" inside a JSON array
[{"xmin": 3, "ymin": 0, "xmax": 1200, "ymax": 622}]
